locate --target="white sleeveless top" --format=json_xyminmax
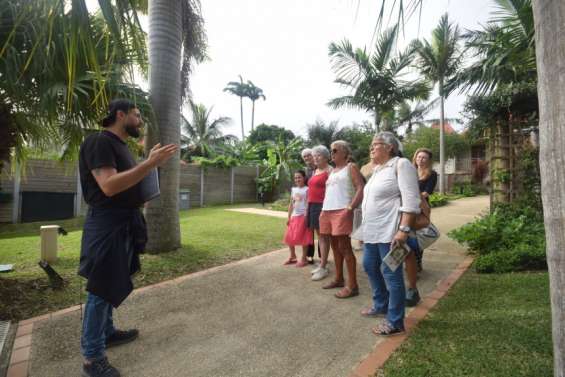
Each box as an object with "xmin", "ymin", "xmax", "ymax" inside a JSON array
[{"xmin": 322, "ymin": 163, "xmax": 353, "ymax": 211}]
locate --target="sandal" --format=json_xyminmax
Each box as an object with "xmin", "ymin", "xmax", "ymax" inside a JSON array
[
  {"xmin": 295, "ymin": 261, "xmax": 308, "ymax": 268},
  {"xmin": 361, "ymin": 307, "xmax": 386, "ymax": 318},
  {"xmin": 371, "ymin": 321, "xmax": 405, "ymax": 337},
  {"xmin": 322, "ymin": 280, "xmax": 345, "ymax": 289},
  {"xmin": 283, "ymin": 258, "xmax": 297, "ymax": 265},
  {"xmin": 335, "ymin": 286, "xmax": 359, "ymax": 299}
]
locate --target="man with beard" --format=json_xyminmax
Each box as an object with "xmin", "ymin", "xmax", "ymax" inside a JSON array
[{"xmin": 78, "ymin": 99, "xmax": 177, "ymax": 377}]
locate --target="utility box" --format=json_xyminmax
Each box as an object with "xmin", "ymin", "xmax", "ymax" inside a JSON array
[
  {"xmin": 40, "ymin": 225, "xmax": 59, "ymax": 263},
  {"xmin": 179, "ymin": 190, "xmax": 190, "ymax": 211}
]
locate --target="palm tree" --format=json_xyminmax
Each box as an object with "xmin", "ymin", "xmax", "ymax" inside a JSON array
[
  {"xmin": 395, "ymin": 98, "xmax": 440, "ymax": 134},
  {"xmin": 224, "ymin": 75, "xmax": 247, "ymax": 140},
  {"xmin": 180, "ymin": 101, "xmax": 234, "ymax": 159},
  {"xmin": 145, "ymin": 0, "xmax": 207, "ymax": 252},
  {"xmin": 532, "ymin": 0, "xmax": 565, "ymax": 372},
  {"xmin": 245, "ymin": 81, "xmax": 266, "ymax": 132},
  {"xmin": 412, "ymin": 13, "xmax": 462, "ymax": 194},
  {"xmin": 0, "ymin": 0, "xmax": 150, "ymax": 166},
  {"xmin": 306, "ymin": 120, "xmax": 340, "ymax": 147},
  {"xmin": 328, "ymin": 26, "xmax": 430, "ymax": 132},
  {"xmin": 456, "ymin": 0, "xmax": 535, "ymax": 94}
]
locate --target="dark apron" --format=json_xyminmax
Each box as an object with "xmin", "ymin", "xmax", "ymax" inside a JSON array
[{"xmin": 78, "ymin": 207, "xmax": 147, "ymax": 307}]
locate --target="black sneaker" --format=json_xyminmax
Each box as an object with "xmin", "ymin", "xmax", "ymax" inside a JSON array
[
  {"xmin": 405, "ymin": 288, "xmax": 421, "ymax": 307},
  {"xmin": 105, "ymin": 329, "xmax": 139, "ymax": 348},
  {"xmin": 82, "ymin": 357, "xmax": 120, "ymax": 377}
]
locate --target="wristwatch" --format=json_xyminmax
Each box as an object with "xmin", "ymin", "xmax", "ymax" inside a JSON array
[
  {"xmin": 346, "ymin": 205, "xmax": 353, "ymax": 211},
  {"xmin": 398, "ymin": 225, "xmax": 412, "ymax": 233}
]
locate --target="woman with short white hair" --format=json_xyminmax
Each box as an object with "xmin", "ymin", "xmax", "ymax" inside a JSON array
[
  {"xmin": 360, "ymin": 131, "xmax": 420, "ymax": 336},
  {"xmin": 307, "ymin": 145, "xmax": 332, "ymax": 280}
]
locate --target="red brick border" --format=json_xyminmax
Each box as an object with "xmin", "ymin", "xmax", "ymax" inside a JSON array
[
  {"xmin": 8, "ymin": 251, "xmax": 474, "ymax": 377},
  {"xmin": 349, "ymin": 256, "xmax": 474, "ymax": 377}
]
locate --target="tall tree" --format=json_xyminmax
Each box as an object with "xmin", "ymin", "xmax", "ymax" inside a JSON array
[
  {"xmin": 146, "ymin": 0, "xmax": 206, "ymax": 252},
  {"xmin": 412, "ymin": 13, "xmax": 462, "ymax": 193},
  {"xmin": 180, "ymin": 101, "xmax": 233, "ymax": 159},
  {"xmin": 532, "ymin": 1, "xmax": 565, "ymax": 375},
  {"xmin": 306, "ymin": 120, "xmax": 340, "ymax": 148},
  {"xmin": 247, "ymin": 124, "xmax": 294, "ymax": 146},
  {"xmin": 395, "ymin": 99, "xmax": 440, "ymax": 134},
  {"xmin": 224, "ymin": 75, "xmax": 247, "ymax": 140},
  {"xmin": 456, "ymin": 0, "xmax": 535, "ymax": 95},
  {"xmin": 0, "ymin": 0, "xmax": 149, "ymax": 165},
  {"xmin": 245, "ymin": 81, "xmax": 266, "ymax": 132},
  {"xmin": 328, "ymin": 26, "xmax": 430, "ymax": 132}
]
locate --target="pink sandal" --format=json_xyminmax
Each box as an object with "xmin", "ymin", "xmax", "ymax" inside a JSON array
[{"xmin": 295, "ymin": 261, "xmax": 308, "ymax": 267}]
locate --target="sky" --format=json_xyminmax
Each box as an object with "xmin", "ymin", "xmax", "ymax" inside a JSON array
[
  {"xmin": 188, "ymin": 0, "xmax": 492, "ymax": 139},
  {"xmin": 88, "ymin": 0, "xmax": 494, "ymax": 139}
]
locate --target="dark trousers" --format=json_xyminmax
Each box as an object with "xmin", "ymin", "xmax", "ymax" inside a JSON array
[{"xmin": 306, "ymin": 242, "xmax": 321, "ymax": 258}]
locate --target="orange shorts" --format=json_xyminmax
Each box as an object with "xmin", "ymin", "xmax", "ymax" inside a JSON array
[{"xmin": 319, "ymin": 209, "xmax": 353, "ymax": 236}]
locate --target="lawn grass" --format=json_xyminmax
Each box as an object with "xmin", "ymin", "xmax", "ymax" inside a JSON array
[
  {"xmin": 379, "ymin": 271, "xmax": 552, "ymax": 377},
  {"xmin": 0, "ymin": 205, "xmax": 286, "ymax": 321}
]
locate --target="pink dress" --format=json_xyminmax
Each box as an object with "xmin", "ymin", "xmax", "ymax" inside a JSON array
[{"xmin": 283, "ymin": 186, "xmax": 314, "ymax": 246}]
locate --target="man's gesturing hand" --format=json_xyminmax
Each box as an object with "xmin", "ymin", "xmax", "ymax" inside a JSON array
[{"xmin": 147, "ymin": 143, "xmax": 179, "ymax": 167}]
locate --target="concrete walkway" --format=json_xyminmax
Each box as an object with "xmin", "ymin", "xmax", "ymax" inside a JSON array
[
  {"xmin": 23, "ymin": 196, "xmax": 487, "ymax": 377},
  {"xmin": 225, "ymin": 207, "xmax": 288, "ymax": 218}
]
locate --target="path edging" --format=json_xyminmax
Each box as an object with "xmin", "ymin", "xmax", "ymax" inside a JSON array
[
  {"xmin": 349, "ymin": 256, "xmax": 474, "ymax": 377},
  {"xmin": 6, "ymin": 247, "xmax": 288, "ymax": 377}
]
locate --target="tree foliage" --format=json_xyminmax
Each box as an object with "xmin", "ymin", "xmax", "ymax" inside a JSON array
[
  {"xmin": 180, "ymin": 101, "xmax": 234, "ymax": 160},
  {"xmin": 455, "ymin": 0, "xmax": 535, "ymax": 95},
  {"xmin": 328, "ymin": 26, "xmax": 430, "ymax": 131},
  {"xmin": 248, "ymin": 124, "xmax": 295, "ymax": 145},
  {"xmin": 402, "ymin": 126, "xmax": 469, "ymax": 162}
]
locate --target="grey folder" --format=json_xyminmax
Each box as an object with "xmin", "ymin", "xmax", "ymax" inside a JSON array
[{"xmin": 139, "ymin": 168, "xmax": 160, "ymax": 202}]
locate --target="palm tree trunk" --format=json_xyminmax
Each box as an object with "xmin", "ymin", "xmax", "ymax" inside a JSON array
[
  {"xmin": 239, "ymin": 96, "xmax": 244, "ymax": 140},
  {"xmin": 439, "ymin": 90, "xmax": 446, "ymax": 194},
  {"xmin": 251, "ymin": 100, "xmax": 256, "ymax": 132},
  {"xmin": 532, "ymin": 1, "xmax": 565, "ymax": 375},
  {"xmin": 145, "ymin": 0, "xmax": 182, "ymax": 253}
]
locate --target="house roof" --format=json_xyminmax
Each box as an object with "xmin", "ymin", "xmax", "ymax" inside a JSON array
[{"xmin": 431, "ymin": 121, "xmax": 456, "ymax": 134}]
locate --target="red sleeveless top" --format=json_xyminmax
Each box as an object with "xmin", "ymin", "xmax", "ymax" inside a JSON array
[{"xmin": 307, "ymin": 171, "xmax": 329, "ymax": 203}]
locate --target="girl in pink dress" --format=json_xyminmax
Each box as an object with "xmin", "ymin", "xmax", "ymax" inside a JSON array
[{"xmin": 283, "ymin": 170, "xmax": 314, "ymax": 267}]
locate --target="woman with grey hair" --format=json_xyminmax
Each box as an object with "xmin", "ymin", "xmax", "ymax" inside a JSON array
[
  {"xmin": 308, "ymin": 145, "xmax": 332, "ymax": 280},
  {"xmin": 318, "ymin": 140, "xmax": 364, "ymax": 297},
  {"xmin": 360, "ymin": 131, "xmax": 420, "ymax": 336}
]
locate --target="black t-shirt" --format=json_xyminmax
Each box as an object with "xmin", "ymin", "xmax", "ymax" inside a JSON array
[
  {"xmin": 419, "ymin": 170, "xmax": 438, "ymax": 196},
  {"xmin": 79, "ymin": 130, "xmax": 143, "ymax": 208}
]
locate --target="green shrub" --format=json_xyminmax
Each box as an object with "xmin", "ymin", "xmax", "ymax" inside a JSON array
[
  {"xmin": 451, "ymin": 182, "xmax": 477, "ymax": 197},
  {"xmin": 268, "ymin": 193, "xmax": 290, "ymax": 212},
  {"xmin": 429, "ymin": 193, "xmax": 449, "ymax": 207},
  {"xmin": 449, "ymin": 204, "xmax": 546, "ymax": 273}
]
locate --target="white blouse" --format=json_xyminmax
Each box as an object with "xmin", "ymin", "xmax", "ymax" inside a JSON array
[{"xmin": 360, "ymin": 157, "xmax": 421, "ymax": 243}]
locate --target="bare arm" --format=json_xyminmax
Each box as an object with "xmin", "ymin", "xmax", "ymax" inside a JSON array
[
  {"xmin": 92, "ymin": 143, "xmax": 178, "ymax": 197},
  {"xmin": 287, "ymin": 195, "xmax": 294, "ymax": 224},
  {"xmin": 348, "ymin": 163, "xmax": 365, "ymax": 209}
]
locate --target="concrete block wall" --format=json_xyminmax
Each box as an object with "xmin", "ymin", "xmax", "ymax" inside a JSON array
[{"xmin": 0, "ymin": 160, "xmax": 260, "ymax": 223}]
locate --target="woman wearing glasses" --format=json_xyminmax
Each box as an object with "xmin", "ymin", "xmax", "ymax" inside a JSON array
[
  {"xmin": 317, "ymin": 140, "xmax": 364, "ymax": 298},
  {"xmin": 360, "ymin": 132, "xmax": 420, "ymax": 336}
]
